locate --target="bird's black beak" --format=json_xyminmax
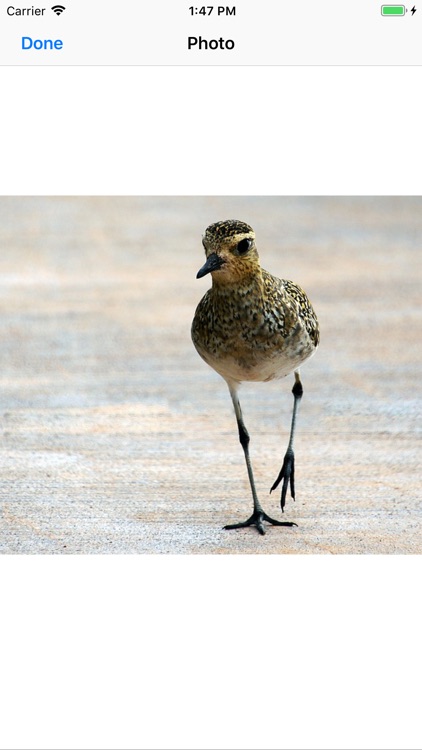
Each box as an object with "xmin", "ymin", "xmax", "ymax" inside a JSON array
[{"xmin": 196, "ymin": 253, "xmax": 225, "ymax": 279}]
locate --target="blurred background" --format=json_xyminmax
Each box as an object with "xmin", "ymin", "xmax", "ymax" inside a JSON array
[{"xmin": 0, "ymin": 196, "xmax": 421, "ymax": 553}]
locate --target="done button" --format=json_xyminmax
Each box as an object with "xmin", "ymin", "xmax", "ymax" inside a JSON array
[{"xmin": 22, "ymin": 37, "xmax": 63, "ymax": 49}]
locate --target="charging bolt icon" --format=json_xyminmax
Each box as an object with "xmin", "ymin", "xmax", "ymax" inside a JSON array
[{"xmin": 381, "ymin": 4, "xmax": 417, "ymax": 13}]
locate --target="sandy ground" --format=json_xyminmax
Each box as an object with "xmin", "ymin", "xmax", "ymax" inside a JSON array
[{"xmin": 0, "ymin": 196, "xmax": 421, "ymax": 554}]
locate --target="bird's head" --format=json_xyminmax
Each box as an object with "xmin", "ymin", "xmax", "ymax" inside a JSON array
[{"xmin": 196, "ymin": 220, "xmax": 260, "ymax": 284}]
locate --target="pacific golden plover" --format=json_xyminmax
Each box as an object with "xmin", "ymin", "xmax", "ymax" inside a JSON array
[{"xmin": 191, "ymin": 219, "xmax": 319, "ymax": 535}]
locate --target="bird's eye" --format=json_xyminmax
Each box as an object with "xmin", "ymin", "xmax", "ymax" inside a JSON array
[{"xmin": 237, "ymin": 238, "xmax": 252, "ymax": 255}]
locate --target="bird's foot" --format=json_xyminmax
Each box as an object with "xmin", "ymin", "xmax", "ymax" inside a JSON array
[
  {"xmin": 224, "ymin": 508, "xmax": 297, "ymax": 536},
  {"xmin": 270, "ymin": 448, "xmax": 295, "ymax": 512}
]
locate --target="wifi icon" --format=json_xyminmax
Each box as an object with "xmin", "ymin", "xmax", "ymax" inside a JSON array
[{"xmin": 51, "ymin": 5, "xmax": 66, "ymax": 14}]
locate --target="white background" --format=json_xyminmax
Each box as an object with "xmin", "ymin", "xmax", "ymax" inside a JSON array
[
  {"xmin": 1, "ymin": 43, "xmax": 421, "ymax": 750},
  {"xmin": 1, "ymin": 66, "xmax": 421, "ymax": 195}
]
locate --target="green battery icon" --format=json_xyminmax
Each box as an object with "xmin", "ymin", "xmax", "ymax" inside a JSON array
[{"xmin": 381, "ymin": 5, "xmax": 406, "ymax": 14}]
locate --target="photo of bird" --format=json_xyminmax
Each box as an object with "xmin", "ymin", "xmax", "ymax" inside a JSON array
[{"xmin": 192, "ymin": 219, "xmax": 320, "ymax": 534}]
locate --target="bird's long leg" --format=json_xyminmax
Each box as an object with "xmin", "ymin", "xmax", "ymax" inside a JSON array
[
  {"xmin": 224, "ymin": 382, "xmax": 297, "ymax": 535},
  {"xmin": 270, "ymin": 370, "xmax": 303, "ymax": 511}
]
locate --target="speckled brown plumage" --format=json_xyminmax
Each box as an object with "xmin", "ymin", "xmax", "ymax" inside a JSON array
[
  {"xmin": 192, "ymin": 220, "xmax": 319, "ymax": 385},
  {"xmin": 191, "ymin": 219, "xmax": 319, "ymax": 535}
]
